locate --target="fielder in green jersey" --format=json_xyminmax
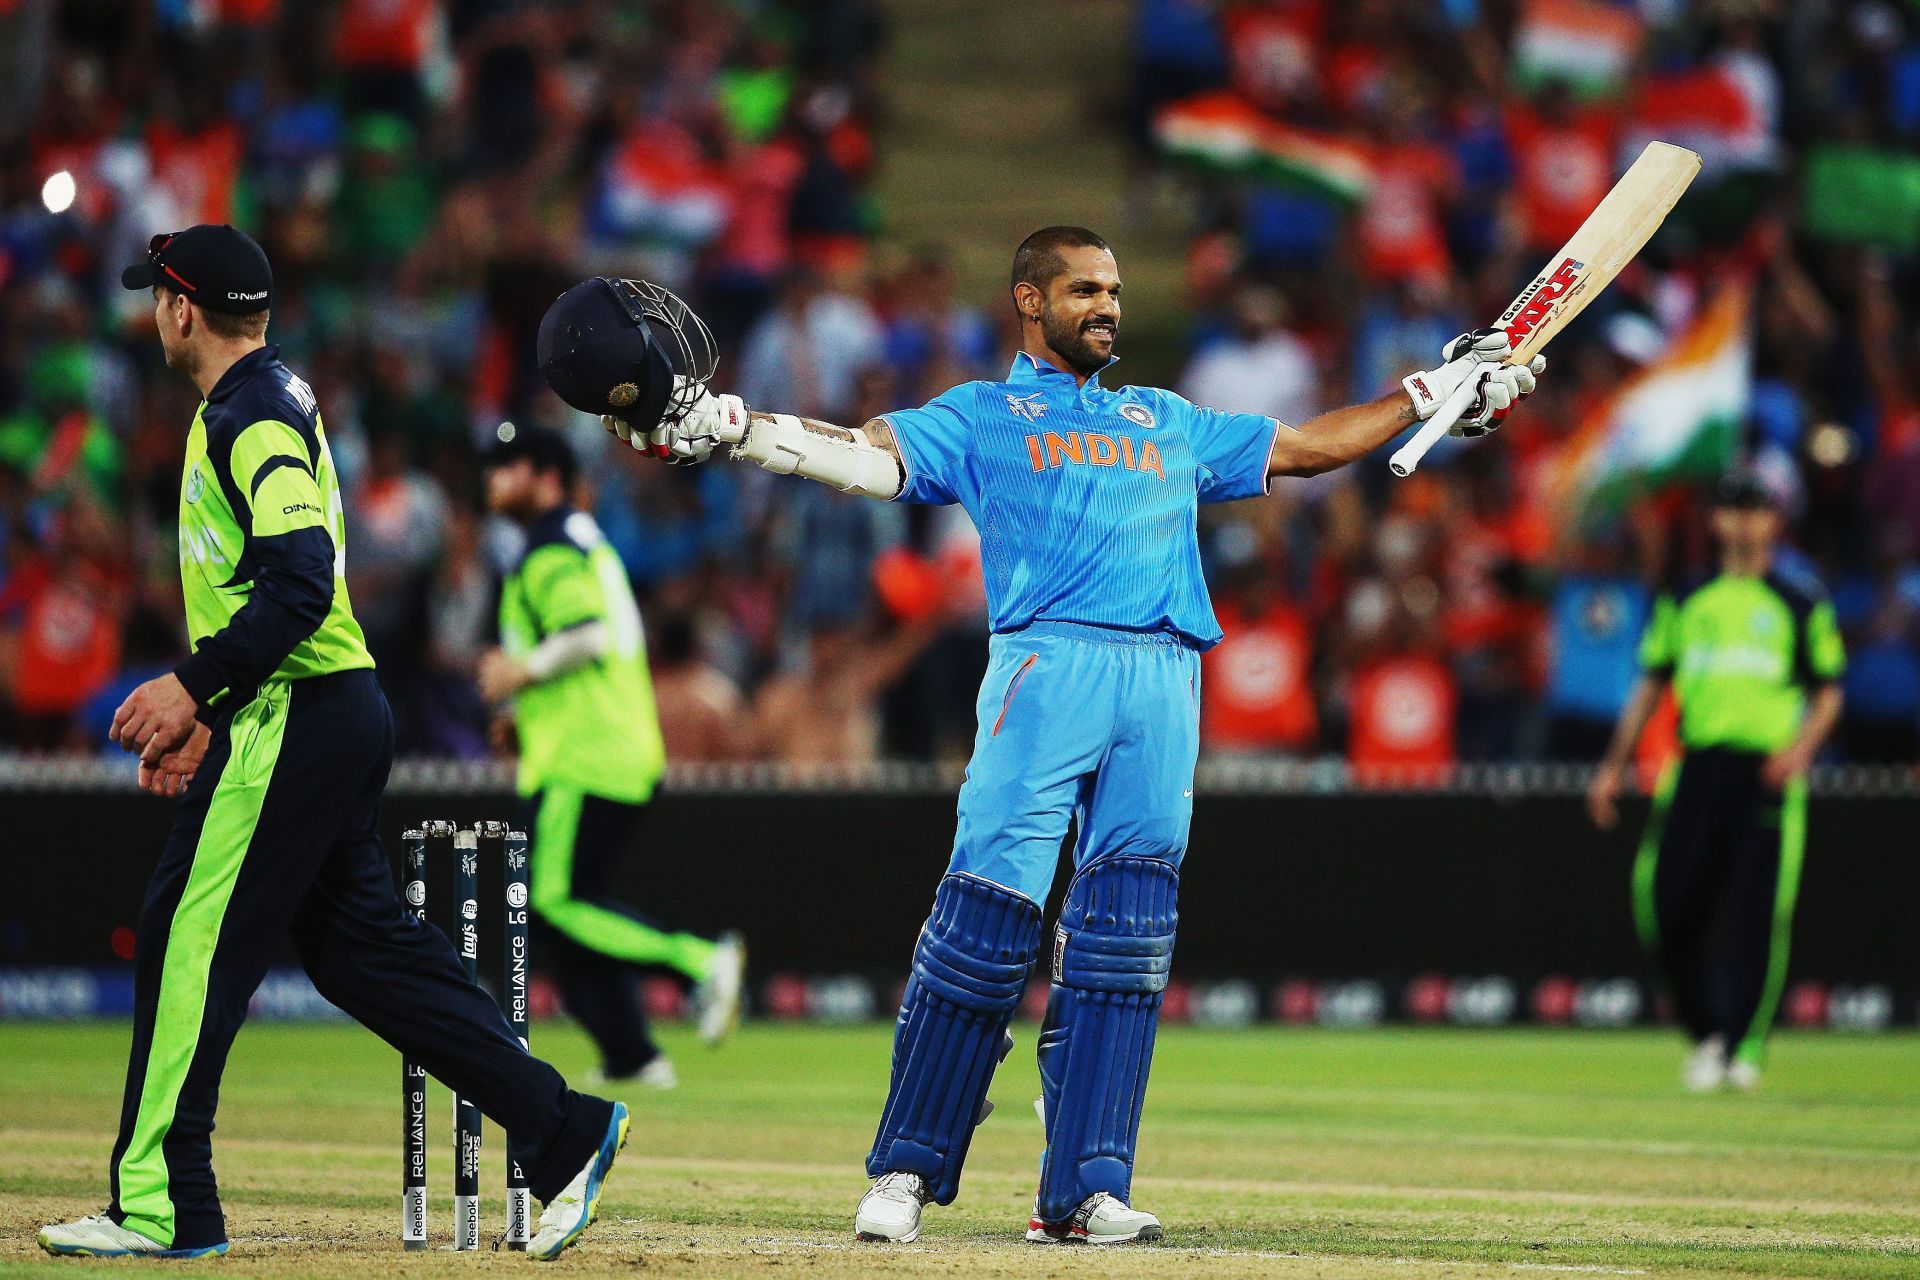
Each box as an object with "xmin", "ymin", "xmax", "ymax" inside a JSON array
[
  {"xmin": 480, "ymin": 425, "xmax": 743, "ymax": 1086},
  {"xmin": 1589, "ymin": 468, "xmax": 1845, "ymax": 1092},
  {"xmin": 43, "ymin": 225, "xmax": 625, "ymax": 1262}
]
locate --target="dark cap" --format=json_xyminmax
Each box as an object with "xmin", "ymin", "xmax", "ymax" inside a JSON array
[
  {"xmin": 482, "ymin": 422, "xmax": 577, "ymax": 486},
  {"xmin": 1714, "ymin": 465, "xmax": 1780, "ymax": 510},
  {"xmin": 121, "ymin": 225, "xmax": 272, "ymax": 314}
]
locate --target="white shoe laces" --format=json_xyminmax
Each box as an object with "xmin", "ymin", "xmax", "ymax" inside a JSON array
[
  {"xmin": 871, "ymin": 1171, "xmax": 928, "ymax": 1205},
  {"xmin": 1076, "ymin": 1192, "xmax": 1116, "ymax": 1226}
]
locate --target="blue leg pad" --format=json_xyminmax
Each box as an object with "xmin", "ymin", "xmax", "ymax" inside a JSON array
[
  {"xmin": 867, "ymin": 873, "xmax": 1042, "ymax": 1204},
  {"xmin": 1035, "ymin": 856, "xmax": 1178, "ymax": 1223}
]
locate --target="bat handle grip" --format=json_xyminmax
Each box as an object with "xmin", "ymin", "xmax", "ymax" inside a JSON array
[{"xmin": 1388, "ymin": 376, "xmax": 1480, "ymax": 478}]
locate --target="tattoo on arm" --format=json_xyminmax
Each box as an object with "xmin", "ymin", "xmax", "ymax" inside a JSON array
[
  {"xmin": 746, "ymin": 410, "xmax": 857, "ymax": 443},
  {"xmin": 740, "ymin": 410, "xmax": 907, "ymax": 479}
]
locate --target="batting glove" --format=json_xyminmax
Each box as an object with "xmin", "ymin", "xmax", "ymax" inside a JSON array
[
  {"xmin": 1452, "ymin": 354, "xmax": 1546, "ymax": 438},
  {"xmin": 649, "ymin": 387, "xmax": 747, "ymax": 464},
  {"xmin": 603, "ymin": 381, "xmax": 748, "ymax": 466},
  {"xmin": 1402, "ymin": 328, "xmax": 1513, "ymax": 420}
]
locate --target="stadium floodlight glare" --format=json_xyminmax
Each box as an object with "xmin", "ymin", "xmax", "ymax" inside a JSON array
[{"xmin": 41, "ymin": 170, "xmax": 75, "ymax": 215}]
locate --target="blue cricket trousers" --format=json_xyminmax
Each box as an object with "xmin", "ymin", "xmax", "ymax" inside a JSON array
[{"xmin": 949, "ymin": 621, "xmax": 1202, "ymax": 904}]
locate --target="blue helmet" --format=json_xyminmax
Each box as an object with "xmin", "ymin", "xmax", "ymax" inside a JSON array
[{"xmin": 537, "ymin": 277, "xmax": 715, "ymax": 432}]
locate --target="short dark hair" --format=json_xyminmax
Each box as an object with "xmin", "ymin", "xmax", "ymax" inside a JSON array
[
  {"xmin": 157, "ymin": 286, "xmax": 270, "ymax": 341},
  {"xmin": 1011, "ymin": 226, "xmax": 1110, "ymax": 296},
  {"xmin": 202, "ymin": 308, "xmax": 270, "ymax": 341}
]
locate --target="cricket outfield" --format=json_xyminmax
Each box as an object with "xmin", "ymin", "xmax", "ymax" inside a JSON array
[{"xmin": 2, "ymin": 1023, "xmax": 1915, "ymax": 1278}]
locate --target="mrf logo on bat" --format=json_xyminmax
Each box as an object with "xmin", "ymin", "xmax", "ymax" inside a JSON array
[{"xmin": 1499, "ymin": 257, "xmax": 1587, "ymax": 344}]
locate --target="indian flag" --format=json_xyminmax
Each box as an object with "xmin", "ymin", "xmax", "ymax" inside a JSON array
[
  {"xmin": 1511, "ymin": 0, "xmax": 1645, "ymax": 102},
  {"xmin": 1548, "ymin": 286, "xmax": 1752, "ymax": 529},
  {"xmin": 1154, "ymin": 92, "xmax": 1373, "ymax": 205}
]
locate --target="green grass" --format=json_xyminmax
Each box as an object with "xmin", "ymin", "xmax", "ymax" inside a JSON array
[{"xmin": 3, "ymin": 1022, "xmax": 1916, "ymax": 1277}]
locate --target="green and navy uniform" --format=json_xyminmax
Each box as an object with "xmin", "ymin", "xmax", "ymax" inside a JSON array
[
  {"xmin": 109, "ymin": 347, "xmax": 612, "ymax": 1251},
  {"xmin": 501, "ymin": 505, "xmax": 716, "ymax": 1077},
  {"xmin": 1632, "ymin": 568, "xmax": 1845, "ymax": 1068}
]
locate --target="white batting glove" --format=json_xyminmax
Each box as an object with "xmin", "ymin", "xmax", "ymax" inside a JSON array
[
  {"xmin": 1452, "ymin": 353, "xmax": 1546, "ymax": 438},
  {"xmin": 646, "ymin": 386, "xmax": 747, "ymax": 465},
  {"xmin": 1402, "ymin": 328, "xmax": 1513, "ymax": 420},
  {"xmin": 604, "ymin": 379, "xmax": 748, "ymax": 466}
]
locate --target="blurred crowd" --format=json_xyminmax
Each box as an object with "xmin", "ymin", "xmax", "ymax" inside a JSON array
[
  {"xmin": 1140, "ymin": 0, "xmax": 1920, "ymax": 772},
  {"xmin": 0, "ymin": 0, "xmax": 1916, "ymax": 772}
]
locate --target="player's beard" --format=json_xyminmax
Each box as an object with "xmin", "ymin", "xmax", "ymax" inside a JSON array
[{"xmin": 1040, "ymin": 305, "xmax": 1115, "ymax": 377}]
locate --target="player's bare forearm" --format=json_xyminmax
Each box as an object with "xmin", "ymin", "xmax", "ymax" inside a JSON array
[
  {"xmin": 1790, "ymin": 684, "xmax": 1844, "ymax": 760},
  {"xmin": 1600, "ymin": 674, "xmax": 1667, "ymax": 770},
  {"xmin": 1266, "ymin": 392, "xmax": 1418, "ymax": 479}
]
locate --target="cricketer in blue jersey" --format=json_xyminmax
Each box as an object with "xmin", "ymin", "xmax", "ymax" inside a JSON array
[{"xmin": 608, "ymin": 227, "xmax": 1545, "ymax": 1245}]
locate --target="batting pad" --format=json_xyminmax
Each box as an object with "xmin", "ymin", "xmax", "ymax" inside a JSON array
[
  {"xmin": 1035, "ymin": 856, "xmax": 1179, "ymax": 1223},
  {"xmin": 867, "ymin": 873, "xmax": 1042, "ymax": 1204}
]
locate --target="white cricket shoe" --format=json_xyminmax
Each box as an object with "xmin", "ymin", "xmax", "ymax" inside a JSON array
[
  {"xmin": 1027, "ymin": 1191, "xmax": 1163, "ymax": 1244},
  {"xmin": 589, "ymin": 1057, "xmax": 678, "ymax": 1090},
  {"xmin": 855, "ymin": 1171, "xmax": 930, "ymax": 1243},
  {"xmin": 1726, "ymin": 1057, "xmax": 1763, "ymax": 1091},
  {"xmin": 527, "ymin": 1101, "xmax": 629, "ymax": 1261},
  {"xmin": 38, "ymin": 1213, "xmax": 228, "ymax": 1258},
  {"xmin": 1683, "ymin": 1035, "xmax": 1728, "ymax": 1093},
  {"xmin": 637, "ymin": 1056, "xmax": 679, "ymax": 1089},
  {"xmin": 698, "ymin": 932, "xmax": 746, "ymax": 1045}
]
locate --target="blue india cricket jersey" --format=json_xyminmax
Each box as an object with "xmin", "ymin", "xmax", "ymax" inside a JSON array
[{"xmin": 882, "ymin": 352, "xmax": 1282, "ymax": 649}]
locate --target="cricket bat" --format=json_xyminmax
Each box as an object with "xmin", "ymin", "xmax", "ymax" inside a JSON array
[{"xmin": 1389, "ymin": 140, "xmax": 1702, "ymax": 478}]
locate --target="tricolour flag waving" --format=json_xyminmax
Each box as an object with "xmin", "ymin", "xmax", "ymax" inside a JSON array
[
  {"xmin": 1547, "ymin": 286, "xmax": 1752, "ymax": 531},
  {"xmin": 1154, "ymin": 92, "xmax": 1373, "ymax": 205},
  {"xmin": 1510, "ymin": 0, "xmax": 1645, "ymax": 102}
]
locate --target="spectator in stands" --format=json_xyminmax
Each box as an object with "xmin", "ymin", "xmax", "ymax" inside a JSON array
[
  {"xmin": 650, "ymin": 610, "xmax": 753, "ymax": 763},
  {"xmin": 1202, "ymin": 530, "xmax": 1318, "ymax": 757},
  {"xmin": 0, "ymin": 0, "xmax": 1917, "ymax": 776},
  {"xmin": 738, "ymin": 265, "xmax": 883, "ymax": 422},
  {"xmin": 1544, "ymin": 536, "xmax": 1654, "ymax": 761},
  {"xmin": 1179, "ymin": 284, "xmax": 1318, "ymax": 426}
]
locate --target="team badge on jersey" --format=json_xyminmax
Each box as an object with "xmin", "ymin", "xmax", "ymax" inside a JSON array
[
  {"xmin": 1120, "ymin": 402, "xmax": 1155, "ymax": 429},
  {"xmin": 185, "ymin": 465, "xmax": 204, "ymax": 504},
  {"xmin": 1006, "ymin": 392, "xmax": 1048, "ymax": 423}
]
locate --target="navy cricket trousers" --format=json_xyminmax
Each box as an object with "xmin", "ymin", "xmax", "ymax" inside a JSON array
[{"xmin": 107, "ymin": 670, "xmax": 612, "ymax": 1249}]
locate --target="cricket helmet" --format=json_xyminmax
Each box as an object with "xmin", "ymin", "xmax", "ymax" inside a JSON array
[{"xmin": 537, "ymin": 277, "xmax": 716, "ymax": 432}]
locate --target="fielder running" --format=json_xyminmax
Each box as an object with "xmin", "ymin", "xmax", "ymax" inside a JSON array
[
  {"xmin": 38, "ymin": 225, "xmax": 628, "ymax": 1261},
  {"xmin": 594, "ymin": 227, "xmax": 1543, "ymax": 1243},
  {"xmin": 478, "ymin": 424, "xmax": 745, "ymax": 1088}
]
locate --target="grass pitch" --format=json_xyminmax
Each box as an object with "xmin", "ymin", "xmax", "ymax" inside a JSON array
[{"xmin": 1, "ymin": 1022, "xmax": 1915, "ymax": 1278}]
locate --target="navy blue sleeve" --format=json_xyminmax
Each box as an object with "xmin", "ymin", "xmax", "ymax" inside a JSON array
[{"xmin": 173, "ymin": 526, "xmax": 337, "ymax": 707}]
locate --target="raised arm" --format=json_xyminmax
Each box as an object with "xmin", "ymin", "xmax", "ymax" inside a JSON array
[
  {"xmin": 1268, "ymin": 329, "xmax": 1546, "ymax": 480},
  {"xmin": 1267, "ymin": 392, "xmax": 1418, "ymax": 478},
  {"xmin": 606, "ymin": 396, "xmax": 905, "ymax": 500}
]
